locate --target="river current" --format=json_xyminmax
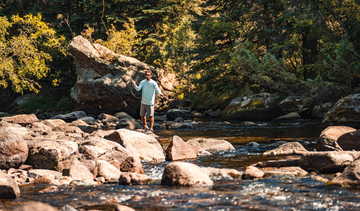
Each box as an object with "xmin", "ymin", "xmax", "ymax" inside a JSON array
[{"xmin": 1, "ymin": 119, "xmax": 360, "ymax": 211}]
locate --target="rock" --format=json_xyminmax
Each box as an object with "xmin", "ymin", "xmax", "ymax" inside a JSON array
[
  {"xmin": 316, "ymin": 126, "xmax": 356, "ymax": 151},
  {"xmin": 0, "ymin": 170, "xmax": 21, "ymax": 199},
  {"xmin": 12, "ymin": 202, "xmax": 59, "ymax": 211},
  {"xmin": 174, "ymin": 117, "xmax": 184, "ymax": 122},
  {"xmin": 97, "ymin": 160, "xmax": 121, "ymax": 182},
  {"xmin": 79, "ymin": 116, "xmax": 96, "ymax": 124},
  {"xmin": 299, "ymin": 151, "xmax": 360, "ymax": 173},
  {"xmin": 68, "ymin": 35, "xmax": 174, "ymax": 117},
  {"xmin": 242, "ymin": 166, "xmax": 265, "ymax": 179},
  {"xmin": 52, "ymin": 124, "xmax": 84, "ymax": 134},
  {"xmin": 154, "ymin": 114, "xmax": 166, "ymax": 122},
  {"xmin": 58, "ymin": 176, "xmax": 73, "ymax": 186},
  {"xmin": 161, "ymin": 162, "xmax": 214, "ymax": 186},
  {"xmin": 51, "ymin": 111, "xmax": 87, "ymax": 122},
  {"xmin": 328, "ymin": 158, "xmax": 360, "ymax": 187},
  {"xmin": 0, "ymin": 127, "xmax": 28, "ymax": 169},
  {"xmin": 116, "ymin": 119, "xmax": 138, "ymax": 130},
  {"xmin": 277, "ymin": 95, "xmax": 312, "ymax": 114},
  {"xmin": 208, "ymin": 109, "xmax": 222, "ymax": 118},
  {"xmin": 165, "ymin": 136, "xmax": 198, "ymax": 161},
  {"xmin": 263, "ymin": 142, "xmax": 308, "ymax": 156},
  {"xmin": 202, "ymin": 167, "xmax": 242, "ymax": 180},
  {"xmin": 115, "ymin": 205, "xmax": 136, "ymax": 211},
  {"xmin": 41, "ymin": 119, "xmax": 66, "ymax": 129},
  {"xmin": 119, "ymin": 172, "xmax": 153, "ymax": 185},
  {"xmin": 65, "ymin": 163, "xmax": 95, "ymax": 184},
  {"xmin": 28, "ymin": 169, "xmax": 62, "ymax": 179},
  {"xmin": 187, "ymin": 138, "xmax": 235, "ymax": 153},
  {"xmin": 337, "ymin": 130, "xmax": 360, "ymax": 151},
  {"xmin": 1, "ymin": 114, "xmax": 39, "ymax": 126},
  {"xmin": 60, "ymin": 205, "xmax": 78, "ymax": 211},
  {"xmin": 0, "ymin": 112, "xmax": 10, "ymax": 117},
  {"xmin": 0, "ymin": 121, "xmax": 32, "ymax": 140},
  {"xmin": 104, "ymin": 129, "xmax": 165, "ymax": 162},
  {"xmin": 166, "ymin": 109, "xmax": 194, "ymax": 121},
  {"xmin": 28, "ymin": 122, "xmax": 52, "ymax": 134},
  {"xmin": 98, "ymin": 113, "xmax": 119, "ymax": 123},
  {"xmin": 90, "ymin": 129, "xmax": 116, "ymax": 138},
  {"xmin": 120, "ymin": 156, "xmax": 144, "ymax": 174},
  {"xmin": 255, "ymin": 159, "xmax": 300, "ymax": 168},
  {"xmin": 26, "ymin": 139, "xmax": 78, "ymax": 171},
  {"xmin": 271, "ymin": 112, "xmax": 301, "ymax": 122},
  {"xmin": 77, "ymin": 159, "xmax": 98, "ymax": 178},
  {"xmin": 246, "ymin": 142, "xmax": 260, "ymax": 147},
  {"xmin": 12, "ymin": 93, "xmax": 38, "ymax": 107},
  {"xmin": 165, "ymin": 121, "xmax": 194, "ymax": 129},
  {"xmin": 311, "ymin": 102, "xmax": 334, "ymax": 119},
  {"xmin": 114, "ymin": 112, "xmax": 134, "ymax": 120},
  {"xmin": 222, "ymin": 93, "xmax": 283, "ymax": 121},
  {"xmin": 261, "ymin": 167, "xmax": 308, "ymax": 177},
  {"xmin": 323, "ymin": 93, "xmax": 360, "ymax": 128},
  {"xmin": 32, "ymin": 175, "xmax": 60, "ymax": 186}
]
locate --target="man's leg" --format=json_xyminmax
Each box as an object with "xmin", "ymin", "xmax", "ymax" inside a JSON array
[
  {"xmin": 141, "ymin": 116, "xmax": 147, "ymax": 129},
  {"xmin": 149, "ymin": 116, "xmax": 154, "ymax": 130},
  {"xmin": 140, "ymin": 104, "xmax": 148, "ymax": 129}
]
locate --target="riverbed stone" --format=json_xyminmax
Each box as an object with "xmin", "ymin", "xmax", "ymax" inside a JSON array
[
  {"xmin": 28, "ymin": 169, "xmax": 62, "ymax": 179},
  {"xmin": 316, "ymin": 126, "xmax": 356, "ymax": 151},
  {"xmin": 299, "ymin": 151, "xmax": 360, "ymax": 173},
  {"xmin": 263, "ymin": 142, "xmax": 308, "ymax": 156},
  {"xmin": 165, "ymin": 121, "xmax": 194, "ymax": 129},
  {"xmin": 52, "ymin": 124, "xmax": 84, "ymax": 134},
  {"xmin": 261, "ymin": 167, "xmax": 308, "ymax": 177},
  {"xmin": 120, "ymin": 156, "xmax": 144, "ymax": 174},
  {"xmin": 165, "ymin": 135, "xmax": 198, "ymax": 161},
  {"xmin": 66, "ymin": 163, "xmax": 95, "ymax": 184},
  {"xmin": 202, "ymin": 167, "xmax": 242, "ymax": 180},
  {"xmin": 0, "ymin": 170, "xmax": 20, "ymax": 199},
  {"xmin": 271, "ymin": 112, "xmax": 301, "ymax": 122},
  {"xmin": 12, "ymin": 202, "xmax": 59, "ymax": 211},
  {"xmin": 0, "ymin": 127, "xmax": 28, "ymax": 170},
  {"xmin": 187, "ymin": 138, "xmax": 235, "ymax": 153},
  {"xmin": 51, "ymin": 111, "xmax": 87, "ymax": 122},
  {"xmin": 104, "ymin": 129, "xmax": 165, "ymax": 162},
  {"xmin": 115, "ymin": 205, "xmax": 136, "ymax": 211},
  {"xmin": 162, "ymin": 162, "xmax": 214, "ymax": 186},
  {"xmin": 28, "ymin": 122, "xmax": 52, "ymax": 134},
  {"xmin": 242, "ymin": 166, "xmax": 265, "ymax": 179},
  {"xmin": 337, "ymin": 130, "xmax": 360, "ymax": 151},
  {"xmin": 323, "ymin": 93, "xmax": 360, "ymax": 128},
  {"xmin": 166, "ymin": 109, "xmax": 194, "ymax": 121},
  {"xmin": 222, "ymin": 93, "xmax": 283, "ymax": 121},
  {"xmin": 328, "ymin": 158, "xmax": 360, "ymax": 187},
  {"xmin": 41, "ymin": 119, "xmax": 66, "ymax": 129},
  {"xmin": 277, "ymin": 95, "xmax": 312, "ymax": 114},
  {"xmin": 1, "ymin": 114, "xmax": 39, "ymax": 126},
  {"xmin": 26, "ymin": 139, "xmax": 78, "ymax": 171},
  {"xmin": 311, "ymin": 102, "xmax": 334, "ymax": 119},
  {"xmin": 97, "ymin": 160, "xmax": 121, "ymax": 182},
  {"xmin": 119, "ymin": 172, "xmax": 153, "ymax": 185}
]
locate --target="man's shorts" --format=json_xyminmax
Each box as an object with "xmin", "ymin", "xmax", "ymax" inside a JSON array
[{"xmin": 140, "ymin": 103, "xmax": 154, "ymax": 117}]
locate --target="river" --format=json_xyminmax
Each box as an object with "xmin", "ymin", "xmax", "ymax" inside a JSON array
[{"xmin": 1, "ymin": 119, "xmax": 360, "ymax": 210}]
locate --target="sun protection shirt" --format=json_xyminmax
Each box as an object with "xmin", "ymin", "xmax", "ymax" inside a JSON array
[{"xmin": 133, "ymin": 79, "xmax": 162, "ymax": 105}]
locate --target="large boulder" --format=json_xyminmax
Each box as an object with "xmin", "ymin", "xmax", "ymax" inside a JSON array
[
  {"xmin": 0, "ymin": 170, "xmax": 21, "ymax": 199},
  {"xmin": 222, "ymin": 93, "xmax": 283, "ymax": 121},
  {"xmin": 337, "ymin": 130, "xmax": 360, "ymax": 151},
  {"xmin": 277, "ymin": 95, "xmax": 312, "ymax": 115},
  {"xmin": 12, "ymin": 202, "xmax": 59, "ymax": 211},
  {"xmin": 0, "ymin": 127, "xmax": 28, "ymax": 169},
  {"xmin": 104, "ymin": 129, "xmax": 165, "ymax": 162},
  {"xmin": 299, "ymin": 151, "xmax": 360, "ymax": 173},
  {"xmin": 68, "ymin": 35, "xmax": 175, "ymax": 117},
  {"xmin": 323, "ymin": 93, "xmax": 360, "ymax": 128},
  {"xmin": 317, "ymin": 126, "xmax": 357, "ymax": 151},
  {"xmin": 97, "ymin": 160, "xmax": 121, "ymax": 181},
  {"xmin": 165, "ymin": 136, "xmax": 198, "ymax": 161},
  {"xmin": 161, "ymin": 162, "xmax": 214, "ymax": 187},
  {"xmin": 26, "ymin": 139, "xmax": 78, "ymax": 172},
  {"xmin": 1, "ymin": 114, "xmax": 38, "ymax": 126},
  {"xmin": 119, "ymin": 172, "xmax": 153, "ymax": 185},
  {"xmin": 328, "ymin": 158, "xmax": 360, "ymax": 187}
]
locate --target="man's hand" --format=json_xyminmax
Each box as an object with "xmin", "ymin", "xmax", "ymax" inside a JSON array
[
  {"xmin": 131, "ymin": 80, "xmax": 135, "ymax": 85},
  {"xmin": 160, "ymin": 94, "xmax": 164, "ymax": 97}
]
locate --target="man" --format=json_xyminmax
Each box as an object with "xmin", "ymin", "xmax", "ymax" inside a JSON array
[{"xmin": 132, "ymin": 70, "xmax": 164, "ymax": 133}]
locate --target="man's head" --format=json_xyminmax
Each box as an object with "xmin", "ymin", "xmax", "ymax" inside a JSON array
[{"xmin": 145, "ymin": 70, "xmax": 152, "ymax": 81}]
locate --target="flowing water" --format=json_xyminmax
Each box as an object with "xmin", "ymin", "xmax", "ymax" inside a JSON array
[{"xmin": 1, "ymin": 119, "xmax": 360, "ymax": 211}]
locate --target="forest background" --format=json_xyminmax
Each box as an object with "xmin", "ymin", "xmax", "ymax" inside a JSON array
[{"xmin": 1, "ymin": 0, "xmax": 360, "ymax": 113}]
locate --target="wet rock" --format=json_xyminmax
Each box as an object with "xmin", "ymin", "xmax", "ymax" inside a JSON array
[
  {"xmin": 51, "ymin": 111, "xmax": 87, "ymax": 122},
  {"xmin": 261, "ymin": 167, "xmax": 308, "ymax": 177},
  {"xmin": 242, "ymin": 166, "xmax": 265, "ymax": 179},
  {"xmin": 41, "ymin": 119, "xmax": 66, "ymax": 129},
  {"xmin": 1, "ymin": 114, "xmax": 39, "ymax": 126},
  {"xmin": 120, "ymin": 156, "xmax": 144, "ymax": 174},
  {"xmin": 277, "ymin": 95, "xmax": 312, "ymax": 115},
  {"xmin": 154, "ymin": 114, "xmax": 166, "ymax": 122},
  {"xmin": 222, "ymin": 93, "xmax": 283, "ymax": 121},
  {"xmin": 323, "ymin": 93, "xmax": 360, "ymax": 128},
  {"xmin": 0, "ymin": 170, "xmax": 20, "ymax": 199},
  {"xmin": 255, "ymin": 159, "xmax": 300, "ymax": 168},
  {"xmin": 316, "ymin": 126, "xmax": 356, "ymax": 151},
  {"xmin": 174, "ymin": 117, "xmax": 184, "ymax": 122},
  {"xmin": 26, "ymin": 139, "xmax": 78, "ymax": 171},
  {"xmin": 115, "ymin": 205, "xmax": 136, "ymax": 211},
  {"xmin": 202, "ymin": 167, "xmax": 242, "ymax": 180},
  {"xmin": 337, "ymin": 130, "xmax": 360, "ymax": 151},
  {"xmin": 119, "ymin": 172, "xmax": 153, "ymax": 185},
  {"xmin": 79, "ymin": 116, "xmax": 96, "ymax": 124},
  {"xmin": 161, "ymin": 162, "xmax": 214, "ymax": 187},
  {"xmin": 165, "ymin": 121, "xmax": 194, "ymax": 129},
  {"xmin": 271, "ymin": 112, "xmax": 301, "ymax": 122},
  {"xmin": 299, "ymin": 151, "xmax": 360, "ymax": 173},
  {"xmin": 97, "ymin": 160, "xmax": 121, "ymax": 182},
  {"xmin": 166, "ymin": 109, "xmax": 194, "ymax": 121},
  {"xmin": 104, "ymin": 129, "xmax": 165, "ymax": 162},
  {"xmin": 263, "ymin": 142, "xmax": 308, "ymax": 156},
  {"xmin": 328, "ymin": 158, "xmax": 360, "ymax": 187},
  {"xmin": 58, "ymin": 176, "xmax": 73, "ymax": 186},
  {"xmin": 165, "ymin": 135, "xmax": 198, "ymax": 161},
  {"xmin": 187, "ymin": 138, "xmax": 235, "ymax": 153},
  {"xmin": 246, "ymin": 142, "xmax": 260, "ymax": 148},
  {"xmin": 0, "ymin": 127, "xmax": 28, "ymax": 169},
  {"xmin": 13, "ymin": 202, "xmax": 59, "ymax": 211}
]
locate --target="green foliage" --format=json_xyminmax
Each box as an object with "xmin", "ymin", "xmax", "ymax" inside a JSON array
[
  {"xmin": 0, "ymin": 14, "xmax": 66, "ymax": 94},
  {"xmin": 20, "ymin": 95, "xmax": 76, "ymax": 113}
]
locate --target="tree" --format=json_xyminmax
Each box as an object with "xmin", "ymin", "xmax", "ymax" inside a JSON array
[{"xmin": 0, "ymin": 14, "xmax": 66, "ymax": 94}]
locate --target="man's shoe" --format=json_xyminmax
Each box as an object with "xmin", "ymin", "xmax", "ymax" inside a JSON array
[{"xmin": 142, "ymin": 126, "xmax": 149, "ymax": 133}]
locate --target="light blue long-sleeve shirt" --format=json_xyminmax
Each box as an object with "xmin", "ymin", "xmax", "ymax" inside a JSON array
[{"xmin": 133, "ymin": 79, "xmax": 162, "ymax": 105}]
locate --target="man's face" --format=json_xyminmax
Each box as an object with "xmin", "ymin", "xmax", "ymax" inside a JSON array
[{"xmin": 145, "ymin": 72, "xmax": 152, "ymax": 80}]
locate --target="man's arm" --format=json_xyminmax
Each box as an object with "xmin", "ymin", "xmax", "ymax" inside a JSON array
[
  {"xmin": 132, "ymin": 80, "xmax": 143, "ymax": 91},
  {"xmin": 154, "ymin": 82, "xmax": 164, "ymax": 97}
]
